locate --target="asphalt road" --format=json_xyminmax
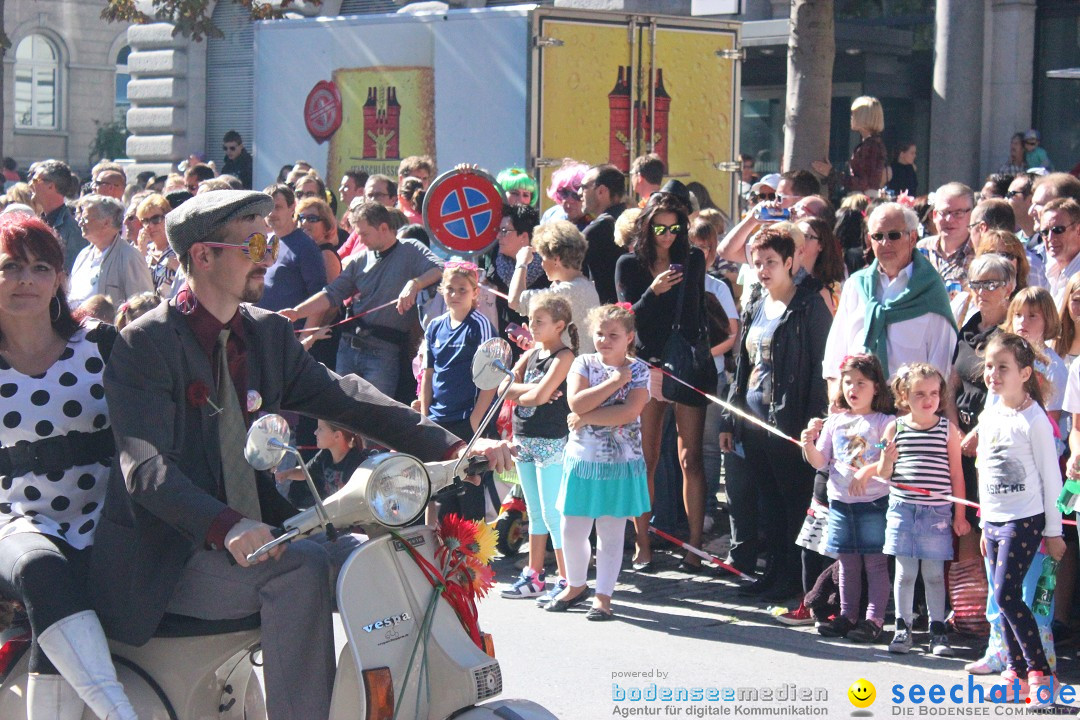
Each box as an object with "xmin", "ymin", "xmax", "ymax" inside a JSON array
[{"xmin": 475, "ymin": 543, "xmax": 1080, "ymax": 720}]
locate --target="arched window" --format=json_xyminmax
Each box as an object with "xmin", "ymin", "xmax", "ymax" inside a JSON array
[
  {"xmin": 115, "ymin": 45, "xmax": 131, "ymax": 121},
  {"xmin": 14, "ymin": 34, "xmax": 60, "ymax": 130}
]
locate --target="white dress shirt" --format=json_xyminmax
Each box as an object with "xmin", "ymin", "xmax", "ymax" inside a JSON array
[
  {"xmin": 1046, "ymin": 251, "xmax": 1080, "ymax": 307},
  {"xmin": 823, "ymin": 262, "xmax": 957, "ymax": 380}
]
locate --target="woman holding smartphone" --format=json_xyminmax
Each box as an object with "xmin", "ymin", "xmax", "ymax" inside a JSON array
[{"xmin": 615, "ymin": 193, "xmax": 712, "ymax": 572}]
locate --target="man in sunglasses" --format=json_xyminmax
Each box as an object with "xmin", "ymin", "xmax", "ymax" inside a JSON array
[
  {"xmin": 90, "ymin": 162, "xmax": 128, "ymax": 201},
  {"xmin": 579, "ymin": 164, "xmax": 629, "ymax": 303},
  {"xmin": 824, "ymin": 202, "xmax": 957, "ymax": 382},
  {"xmin": 220, "ymin": 130, "xmax": 253, "ymax": 189},
  {"xmin": 1041, "ymin": 198, "xmax": 1080, "ymax": 306},
  {"xmin": 95, "ymin": 190, "xmax": 511, "ymax": 720},
  {"xmin": 747, "ymin": 173, "xmax": 779, "ymax": 207},
  {"xmin": 1028, "ymin": 172, "xmax": 1080, "ymax": 267},
  {"xmin": 718, "ymin": 170, "xmax": 818, "ymax": 267},
  {"xmin": 257, "ymin": 183, "xmax": 326, "ymax": 321},
  {"xmin": 1006, "ymin": 173, "xmax": 1037, "ymax": 242},
  {"xmin": 916, "ymin": 182, "xmax": 976, "ymax": 293}
]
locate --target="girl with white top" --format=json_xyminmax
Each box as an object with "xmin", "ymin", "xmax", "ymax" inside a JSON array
[
  {"xmin": 546, "ymin": 304, "xmax": 650, "ymax": 621},
  {"xmin": 977, "ymin": 333, "xmax": 1065, "ymax": 703},
  {"xmin": 801, "ymin": 353, "xmax": 894, "ymax": 643}
]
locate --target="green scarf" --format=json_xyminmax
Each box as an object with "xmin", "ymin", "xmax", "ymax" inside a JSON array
[{"xmin": 854, "ymin": 251, "xmax": 958, "ymax": 372}]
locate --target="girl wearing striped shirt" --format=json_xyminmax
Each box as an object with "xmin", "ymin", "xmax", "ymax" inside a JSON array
[{"xmin": 874, "ymin": 363, "xmax": 970, "ymax": 656}]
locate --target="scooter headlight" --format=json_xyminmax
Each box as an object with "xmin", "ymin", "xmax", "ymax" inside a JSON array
[{"xmin": 366, "ymin": 454, "xmax": 430, "ymax": 527}]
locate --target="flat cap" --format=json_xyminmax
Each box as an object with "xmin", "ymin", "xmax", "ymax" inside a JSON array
[{"xmin": 166, "ymin": 189, "xmax": 274, "ymax": 256}]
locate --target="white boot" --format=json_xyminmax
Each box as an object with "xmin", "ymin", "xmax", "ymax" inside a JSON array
[
  {"xmin": 27, "ymin": 673, "xmax": 84, "ymax": 720},
  {"xmin": 36, "ymin": 611, "xmax": 137, "ymax": 720}
]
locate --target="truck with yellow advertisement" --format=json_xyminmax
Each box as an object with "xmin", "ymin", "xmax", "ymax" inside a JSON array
[{"xmin": 252, "ymin": 4, "xmax": 740, "ymax": 214}]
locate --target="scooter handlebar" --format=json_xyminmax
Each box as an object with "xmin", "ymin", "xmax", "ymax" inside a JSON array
[
  {"xmin": 245, "ymin": 526, "xmax": 301, "ymax": 564},
  {"xmin": 464, "ymin": 456, "xmax": 489, "ymax": 477}
]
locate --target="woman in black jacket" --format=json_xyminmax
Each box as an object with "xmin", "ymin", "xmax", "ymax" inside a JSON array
[
  {"xmin": 719, "ymin": 225, "xmax": 831, "ymax": 600},
  {"xmin": 615, "ymin": 194, "xmax": 713, "ymax": 572}
]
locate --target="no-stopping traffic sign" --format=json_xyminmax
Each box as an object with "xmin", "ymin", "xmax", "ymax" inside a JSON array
[{"xmin": 422, "ymin": 169, "xmax": 505, "ymax": 256}]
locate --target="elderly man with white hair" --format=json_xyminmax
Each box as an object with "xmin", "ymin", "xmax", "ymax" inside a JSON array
[
  {"xmin": 823, "ymin": 202, "xmax": 958, "ymax": 382},
  {"xmin": 68, "ymin": 194, "xmax": 154, "ymax": 309}
]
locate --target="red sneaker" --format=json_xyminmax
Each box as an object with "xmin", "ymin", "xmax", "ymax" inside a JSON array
[{"xmin": 776, "ymin": 602, "xmax": 815, "ymax": 626}]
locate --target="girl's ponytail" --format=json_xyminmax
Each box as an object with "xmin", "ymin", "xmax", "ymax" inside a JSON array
[{"xmin": 566, "ymin": 322, "xmax": 580, "ymax": 355}]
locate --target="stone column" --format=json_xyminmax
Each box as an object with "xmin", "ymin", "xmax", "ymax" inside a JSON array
[
  {"xmin": 929, "ymin": 0, "xmax": 985, "ymax": 189},
  {"xmin": 984, "ymin": 0, "xmax": 1036, "ymax": 176},
  {"xmin": 124, "ymin": 23, "xmax": 198, "ymax": 176}
]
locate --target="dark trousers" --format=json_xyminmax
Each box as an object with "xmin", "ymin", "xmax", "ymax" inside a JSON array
[
  {"xmin": 723, "ymin": 448, "xmax": 759, "ymax": 572},
  {"xmin": 984, "ymin": 515, "xmax": 1050, "ymax": 674},
  {"xmin": 0, "ymin": 532, "xmax": 91, "ymax": 673},
  {"xmin": 741, "ymin": 425, "xmax": 815, "ymax": 587}
]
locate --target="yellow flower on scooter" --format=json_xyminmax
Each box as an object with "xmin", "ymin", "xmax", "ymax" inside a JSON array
[{"xmin": 472, "ymin": 520, "xmax": 498, "ymax": 565}]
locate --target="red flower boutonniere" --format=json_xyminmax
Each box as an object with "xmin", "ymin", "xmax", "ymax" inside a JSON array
[{"xmin": 186, "ymin": 381, "xmax": 223, "ymax": 416}]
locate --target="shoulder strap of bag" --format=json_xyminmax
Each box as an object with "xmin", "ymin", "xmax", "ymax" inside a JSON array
[{"xmin": 671, "ymin": 276, "xmax": 687, "ymax": 332}]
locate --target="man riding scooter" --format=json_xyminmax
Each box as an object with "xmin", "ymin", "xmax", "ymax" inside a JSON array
[{"xmin": 93, "ymin": 190, "xmax": 512, "ymax": 720}]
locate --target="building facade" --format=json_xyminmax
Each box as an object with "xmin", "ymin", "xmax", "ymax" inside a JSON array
[{"xmin": 3, "ymin": 0, "xmax": 133, "ymax": 178}]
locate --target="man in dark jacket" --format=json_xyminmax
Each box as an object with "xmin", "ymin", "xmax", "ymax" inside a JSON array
[
  {"xmin": 96, "ymin": 190, "xmax": 510, "ymax": 720},
  {"xmin": 221, "ymin": 130, "xmax": 253, "ymax": 189},
  {"xmin": 29, "ymin": 159, "xmax": 85, "ymax": 271},
  {"xmin": 580, "ymin": 164, "xmax": 628, "ymax": 303}
]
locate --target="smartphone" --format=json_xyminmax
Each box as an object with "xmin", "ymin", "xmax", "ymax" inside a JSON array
[
  {"xmin": 755, "ymin": 205, "xmax": 790, "ymax": 222},
  {"xmin": 505, "ymin": 323, "xmax": 533, "ymax": 344},
  {"xmin": 669, "ymin": 263, "xmax": 684, "ymax": 275}
]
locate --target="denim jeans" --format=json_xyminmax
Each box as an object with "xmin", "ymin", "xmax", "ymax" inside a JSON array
[{"xmin": 335, "ymin": 334, "xmax": 400, "ymax": 398}]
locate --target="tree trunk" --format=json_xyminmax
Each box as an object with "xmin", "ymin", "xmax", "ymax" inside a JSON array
[{"xmin": 782, "ymin": 0, "xmax": 835, "ymax": 174}]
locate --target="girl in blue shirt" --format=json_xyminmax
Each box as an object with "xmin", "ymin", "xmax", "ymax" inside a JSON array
[{"xmin": 421, "ymin": 263, "xmax": 497, "ymax": 520}]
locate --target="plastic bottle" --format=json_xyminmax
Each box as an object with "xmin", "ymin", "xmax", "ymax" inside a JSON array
[
  {"xmin": 1057, "ymin": 477, "xmax": 1080, "ymax": 515},
  {"xmin": 1033, "ymin": 556, "xmax": 1059, "ymax": 616}
]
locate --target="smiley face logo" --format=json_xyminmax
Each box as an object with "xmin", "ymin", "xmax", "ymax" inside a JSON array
[{"xmin": 848, "ymin": 679, "xmax": 876, "ymax": 709}]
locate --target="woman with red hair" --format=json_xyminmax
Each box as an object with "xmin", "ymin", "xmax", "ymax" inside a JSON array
[{"xmin": 0, "ymin": 215, "xmax": 136, "ymax": 719}]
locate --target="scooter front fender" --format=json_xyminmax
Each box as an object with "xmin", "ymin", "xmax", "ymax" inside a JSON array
[{"xmin": 450, "ymin": 698, "xmax": 560, "ymax": 720}]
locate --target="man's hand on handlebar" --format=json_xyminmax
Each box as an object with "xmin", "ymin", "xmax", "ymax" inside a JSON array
[
  {"xmin": 456, "ymin": 438, "xmax": 514, "ymax": 481},
  {"xmin": 225, "ymin": 518, "xmax": 284, "ymax": 567}
]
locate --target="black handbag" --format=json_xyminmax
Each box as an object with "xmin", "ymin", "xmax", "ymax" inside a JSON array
[{"xmin": 660, "ymin": 276, "xmax": 717, "ymax": 407}]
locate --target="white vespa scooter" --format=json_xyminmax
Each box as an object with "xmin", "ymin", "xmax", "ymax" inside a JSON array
[{"xmin": 0, "ymin": 338, "xmax": 558, "ymax": 720}]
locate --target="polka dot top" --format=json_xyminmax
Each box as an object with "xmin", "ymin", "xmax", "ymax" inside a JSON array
[{"xmin": 0, "ymin": 326, "xmax": 110, "ymax": 549}]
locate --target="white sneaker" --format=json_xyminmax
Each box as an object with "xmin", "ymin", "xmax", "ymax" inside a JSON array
[{"xmin": 500, "ymin": 569, "xmax": 546, "ymax": 599}]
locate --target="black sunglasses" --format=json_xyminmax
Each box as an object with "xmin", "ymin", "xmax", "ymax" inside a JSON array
[
  {"xmin": 1042, "ymin": 223, "xmax": 1077, "ymax": 236},
  {"xmin": 869, "ymin": 231, "xmax": 907, "ymax": 243},
  {"xmin": 1005, "ymin": 190, "xmax": 1029, "ymax": 199}
]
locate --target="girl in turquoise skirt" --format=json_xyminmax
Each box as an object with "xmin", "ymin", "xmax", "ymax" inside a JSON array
[{"xmin": 545, "ymin": 304, "xmax": 650, "ymax": 621}]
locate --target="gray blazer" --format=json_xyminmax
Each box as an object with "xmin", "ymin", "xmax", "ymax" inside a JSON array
[{"xmin": 93, "ymin": 300, "xmax": 462, "ymax": 645}]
